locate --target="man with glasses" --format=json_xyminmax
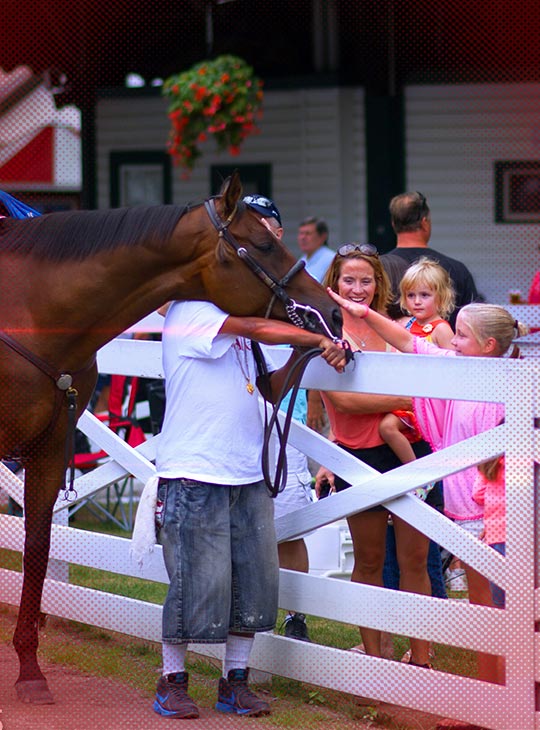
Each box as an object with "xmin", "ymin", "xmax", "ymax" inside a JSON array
[{"xmin": 383, "ymin": 192, "xmax": 480, "ymax": 328}]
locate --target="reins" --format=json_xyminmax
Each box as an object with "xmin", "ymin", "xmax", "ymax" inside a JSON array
[{"xmin": 252, "ymin": 341, "xmax": 353, "ymax": 498}]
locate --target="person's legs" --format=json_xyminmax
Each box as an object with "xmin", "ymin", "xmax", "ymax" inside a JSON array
[
  {"xmin": 278, "ymin": 538, "xmax": 309, "ymax": 572},
  {"xmin": 217, "ymin": 482, "xmax": 278, "ymax": 716},
  {"xmin": 278, "ymin": 539, "xmax": 311, "ymax": 640},
  {"xmin": 427, "ymin": 540, "xmax": 448, "ymax": 599},
  {"xmin": 393, "ymin": 515, "xmax": 432, "ymax": 666},
  {"xmin": 489, "ymin": 542, "xmax": 505, "ymax": 609},
  {"xmin": 155, "ymin": 478, "xmax": 233, "ymax": 718},
  {"xmin": 158, "ymin": 479, "xmax": 233, "ymax": 643},
  {"xmin": 379, "ymin": 413, "xmax": 418, "ymax": 464},
  {"xmin": 347, "ymin": 510, "xmax": 388, "ymax": 656},
  {"xmin": 275, "ymin": 464, "xmax": 313, "ymax": 641},
  {"xmin": 456, "ymin": 518, "xmax": 504, "ymax": 685}
]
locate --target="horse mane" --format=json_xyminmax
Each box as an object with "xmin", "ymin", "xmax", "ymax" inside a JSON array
[{"xmin": 0, "ymin": 205, "xmax": 187, "ymax": 262}]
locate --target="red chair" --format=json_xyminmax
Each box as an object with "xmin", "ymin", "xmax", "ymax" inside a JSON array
[{"xmin": 70, "ymin": 375, "xmax": 146, "ymax": 530}]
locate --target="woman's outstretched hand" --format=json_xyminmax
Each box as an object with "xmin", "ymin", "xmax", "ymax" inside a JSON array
[{"xmin": 326, "ymin": 289, "xmax": 368, "ymax": 319}]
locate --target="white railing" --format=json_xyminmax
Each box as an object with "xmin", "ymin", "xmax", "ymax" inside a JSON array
[{"xmin": 0, "ymin": 335, "xmax": 539, "ymax": 730}]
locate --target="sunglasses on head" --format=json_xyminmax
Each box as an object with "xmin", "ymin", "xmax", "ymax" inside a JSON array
[{"xmin": 337, "ymin": 243, "xmax": 379, "ymax": 257}]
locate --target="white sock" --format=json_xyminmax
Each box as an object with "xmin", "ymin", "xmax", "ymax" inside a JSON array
[
  {"xmin": 223, "ymin": 634, "xmax": 253, "ymax": 677},
  {"xmin": 162, "ymin": 642, "xmax": 188, "ymax": 676}
]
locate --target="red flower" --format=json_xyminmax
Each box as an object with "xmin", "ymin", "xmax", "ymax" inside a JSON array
[{"xmin": 229, "ymin": 145, "xmax": 241, "ymax": 156}]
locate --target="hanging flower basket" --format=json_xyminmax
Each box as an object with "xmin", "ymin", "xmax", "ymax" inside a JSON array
[{"xmin": 162, "ymin": 55, "xmax": 263, "ymax": 175}]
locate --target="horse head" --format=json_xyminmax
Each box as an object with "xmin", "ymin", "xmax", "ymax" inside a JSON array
[{"xmin": 201, "ymin": 172, "xmax": 343, "ymax": 339}]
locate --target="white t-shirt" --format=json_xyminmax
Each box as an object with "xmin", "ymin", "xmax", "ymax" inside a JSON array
[{"xmin": 155, "ymin": 300, "xmax": 271, "ymax": 484}]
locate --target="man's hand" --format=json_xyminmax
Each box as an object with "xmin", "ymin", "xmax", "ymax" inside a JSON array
[{"xmin": 317, "ymin": 337, "xmax": 347, "ymax": 372}]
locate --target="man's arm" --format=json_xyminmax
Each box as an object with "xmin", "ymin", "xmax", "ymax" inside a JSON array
[{"xmin": 219, "ymin": 316, "xmax": 347, "ymax": 371}]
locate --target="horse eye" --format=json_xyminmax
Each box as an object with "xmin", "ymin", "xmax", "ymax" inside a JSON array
[{"xmin": 253, "ymin": 240, "xmax": 275, "ymax": 254}]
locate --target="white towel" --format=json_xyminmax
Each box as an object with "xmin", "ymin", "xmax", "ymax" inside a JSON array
[{"xmin": 130, "ymin": 474, "xmax": 159, "ymax": 567}]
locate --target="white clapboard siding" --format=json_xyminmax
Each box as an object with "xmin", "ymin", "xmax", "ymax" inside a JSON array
[
  {"xmin": 96, "ymin": 87, "xmax": 366, "ymax": 249},
  {"xmin": 405, "ymin": 82, "xmax": 540, "ymax": 304}
]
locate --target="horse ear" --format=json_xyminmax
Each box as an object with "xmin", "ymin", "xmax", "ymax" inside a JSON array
[{"xmin": 220, "ymin": 171, "xmax": 243, "ymax": 219}]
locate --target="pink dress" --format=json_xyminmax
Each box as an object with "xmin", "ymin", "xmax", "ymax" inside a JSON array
[
  {"xmin": 472, "ymin": 460, "xmax": 505, "ymax": 544},
  {"xmin": 412, "ymin": 337, "xmax": 505, "ymax": 521}
]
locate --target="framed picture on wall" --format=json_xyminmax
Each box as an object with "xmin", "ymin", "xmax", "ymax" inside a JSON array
[
  {"xmin": 110, "ymin": 151, "xmax": 172, "ymax": 207},
  {"xmin": 495, "ymin": 160, "xmax": 540, "ymax": 223},
  {"xmin": 210, "ymin": 164, "xmax": 271, "ymax": 198}
]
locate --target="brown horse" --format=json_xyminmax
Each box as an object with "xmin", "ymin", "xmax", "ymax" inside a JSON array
[{"xmin": 0, "ymin": 173, "xmax": 341, "ymax": 704}]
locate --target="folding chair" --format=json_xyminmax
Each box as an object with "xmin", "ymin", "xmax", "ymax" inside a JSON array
[{"xmin": 70, "ymin": 375, "xmax": 146, "ymax": 530}]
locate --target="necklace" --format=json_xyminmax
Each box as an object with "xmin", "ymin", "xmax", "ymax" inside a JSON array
[
  {"xmin": 344, "ymin": 327, "xmax": 368, "ymax": 350},
  {"xmin": 234, "ymin": 338, "xmax": 255, "ymax": 394}
]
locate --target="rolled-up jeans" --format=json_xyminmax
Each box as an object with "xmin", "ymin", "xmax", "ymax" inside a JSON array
[{"xmin": 157, "ymin": 477, "xmax": 279, "ymax": 644}]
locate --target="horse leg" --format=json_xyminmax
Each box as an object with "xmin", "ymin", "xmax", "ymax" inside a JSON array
[{"xmin": 13, "ymin": 450, "xmax": 66, "ymax": 704}]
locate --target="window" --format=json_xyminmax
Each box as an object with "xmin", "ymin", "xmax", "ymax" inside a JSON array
[
  {"xmin": 495, "ymin": 161, "xmax": 540, "ymax": 223},
  {"xmin": 110, "ymin": 151, "xmax": 171, "ymax": 207}
]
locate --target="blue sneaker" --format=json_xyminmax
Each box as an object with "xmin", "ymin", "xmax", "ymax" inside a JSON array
[
  {"xmin": 153, "ymin": 672, "xmax": 199, "ymax": 719},
  {"xmin": 216, "ymin": 669, "xmax": 270, "ymax": 716}
]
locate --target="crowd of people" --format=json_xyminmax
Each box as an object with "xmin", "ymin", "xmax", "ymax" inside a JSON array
[{"xmin": 127, "ymin": 190, "xmax": 525, "ymax": 729}]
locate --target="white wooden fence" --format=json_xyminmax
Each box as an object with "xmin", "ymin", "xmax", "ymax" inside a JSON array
[{"xmin": 0, "ymin": 326, "xmax": 539, "ymax": 729}]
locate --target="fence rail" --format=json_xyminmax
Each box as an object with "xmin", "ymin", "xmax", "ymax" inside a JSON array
[{"xmin": 0, "ymin": 336, "xmax": 539, "ymax": 729}]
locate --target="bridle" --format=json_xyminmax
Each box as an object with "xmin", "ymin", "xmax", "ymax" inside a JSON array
[{"xmin": 204, "ymin": 198, "xmax": 340, "ymax": 342}]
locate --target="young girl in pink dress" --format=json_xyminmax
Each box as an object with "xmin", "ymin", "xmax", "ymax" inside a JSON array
[{"xmin": 326, "ymin": 293, "xmax": 526, "ymax": 702}]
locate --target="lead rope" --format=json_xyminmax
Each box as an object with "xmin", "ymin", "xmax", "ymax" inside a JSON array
[{"xmin": 252, "ymin": 342, "xmax": 353, "ymax": 498}]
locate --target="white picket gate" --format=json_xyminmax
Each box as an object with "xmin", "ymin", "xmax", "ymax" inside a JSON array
[{"xmin": 0, "ymin": 331, "xmax": 539, "ymax": 729}]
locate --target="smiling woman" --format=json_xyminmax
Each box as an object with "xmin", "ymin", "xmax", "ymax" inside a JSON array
[{"xmin": 314, "ymin": 245, "xmax": 434, "ymax": 668}]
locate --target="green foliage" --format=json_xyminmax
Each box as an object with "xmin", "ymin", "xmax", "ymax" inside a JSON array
[{"xmin": 162, "ymin": 55, "xmax": 263, "ymax": 174}]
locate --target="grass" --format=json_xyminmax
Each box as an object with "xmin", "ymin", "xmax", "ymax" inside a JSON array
[{"xmin": 0, "ymin": 511, "xmax": 480, "ymax": 728}]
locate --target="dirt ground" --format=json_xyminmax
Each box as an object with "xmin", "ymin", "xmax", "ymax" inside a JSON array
[{"xmin": 0, "ymin": 606, "xmax": 444, "ymax": 730}]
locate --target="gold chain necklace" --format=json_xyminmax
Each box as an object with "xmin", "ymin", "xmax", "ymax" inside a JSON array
[{"xmin": 233, "ymin": 338, "xmax": 255, "ymax": 394}]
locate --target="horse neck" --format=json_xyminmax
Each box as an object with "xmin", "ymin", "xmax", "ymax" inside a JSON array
[{"xmin": 30, "ymin": 224, "xmax": 209, "ymax": 363}]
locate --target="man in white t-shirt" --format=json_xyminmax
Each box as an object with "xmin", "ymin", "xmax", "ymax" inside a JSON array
[{"xmin": 152, "ymin": 297, "xmax": 346, "ymax": 720}]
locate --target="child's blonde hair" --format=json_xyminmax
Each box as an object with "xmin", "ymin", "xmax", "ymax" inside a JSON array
[
  {"xmin": 399, "ymin": 257, "xmax": 455, "ymax": 320},
  {"xmin": 459, "ymin": 303, "xmax": 529, "ymax": 357}
]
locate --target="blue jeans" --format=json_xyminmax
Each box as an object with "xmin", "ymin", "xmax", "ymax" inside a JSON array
[
  {"xmin": 384, "ymin": 524, "xmax": 448, "ymax": 599},
  {"xmin": 157, "ymin": 478, "xmax": 279, "ymax": 644},
  {"xmin": 490, "ymin": 542, "xmax": 506, "ymax": 608}
]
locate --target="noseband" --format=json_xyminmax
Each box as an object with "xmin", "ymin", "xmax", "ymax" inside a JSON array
[{"xmin": 204, "ymin": 198, "xmax": 338, "ymax": 341}]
